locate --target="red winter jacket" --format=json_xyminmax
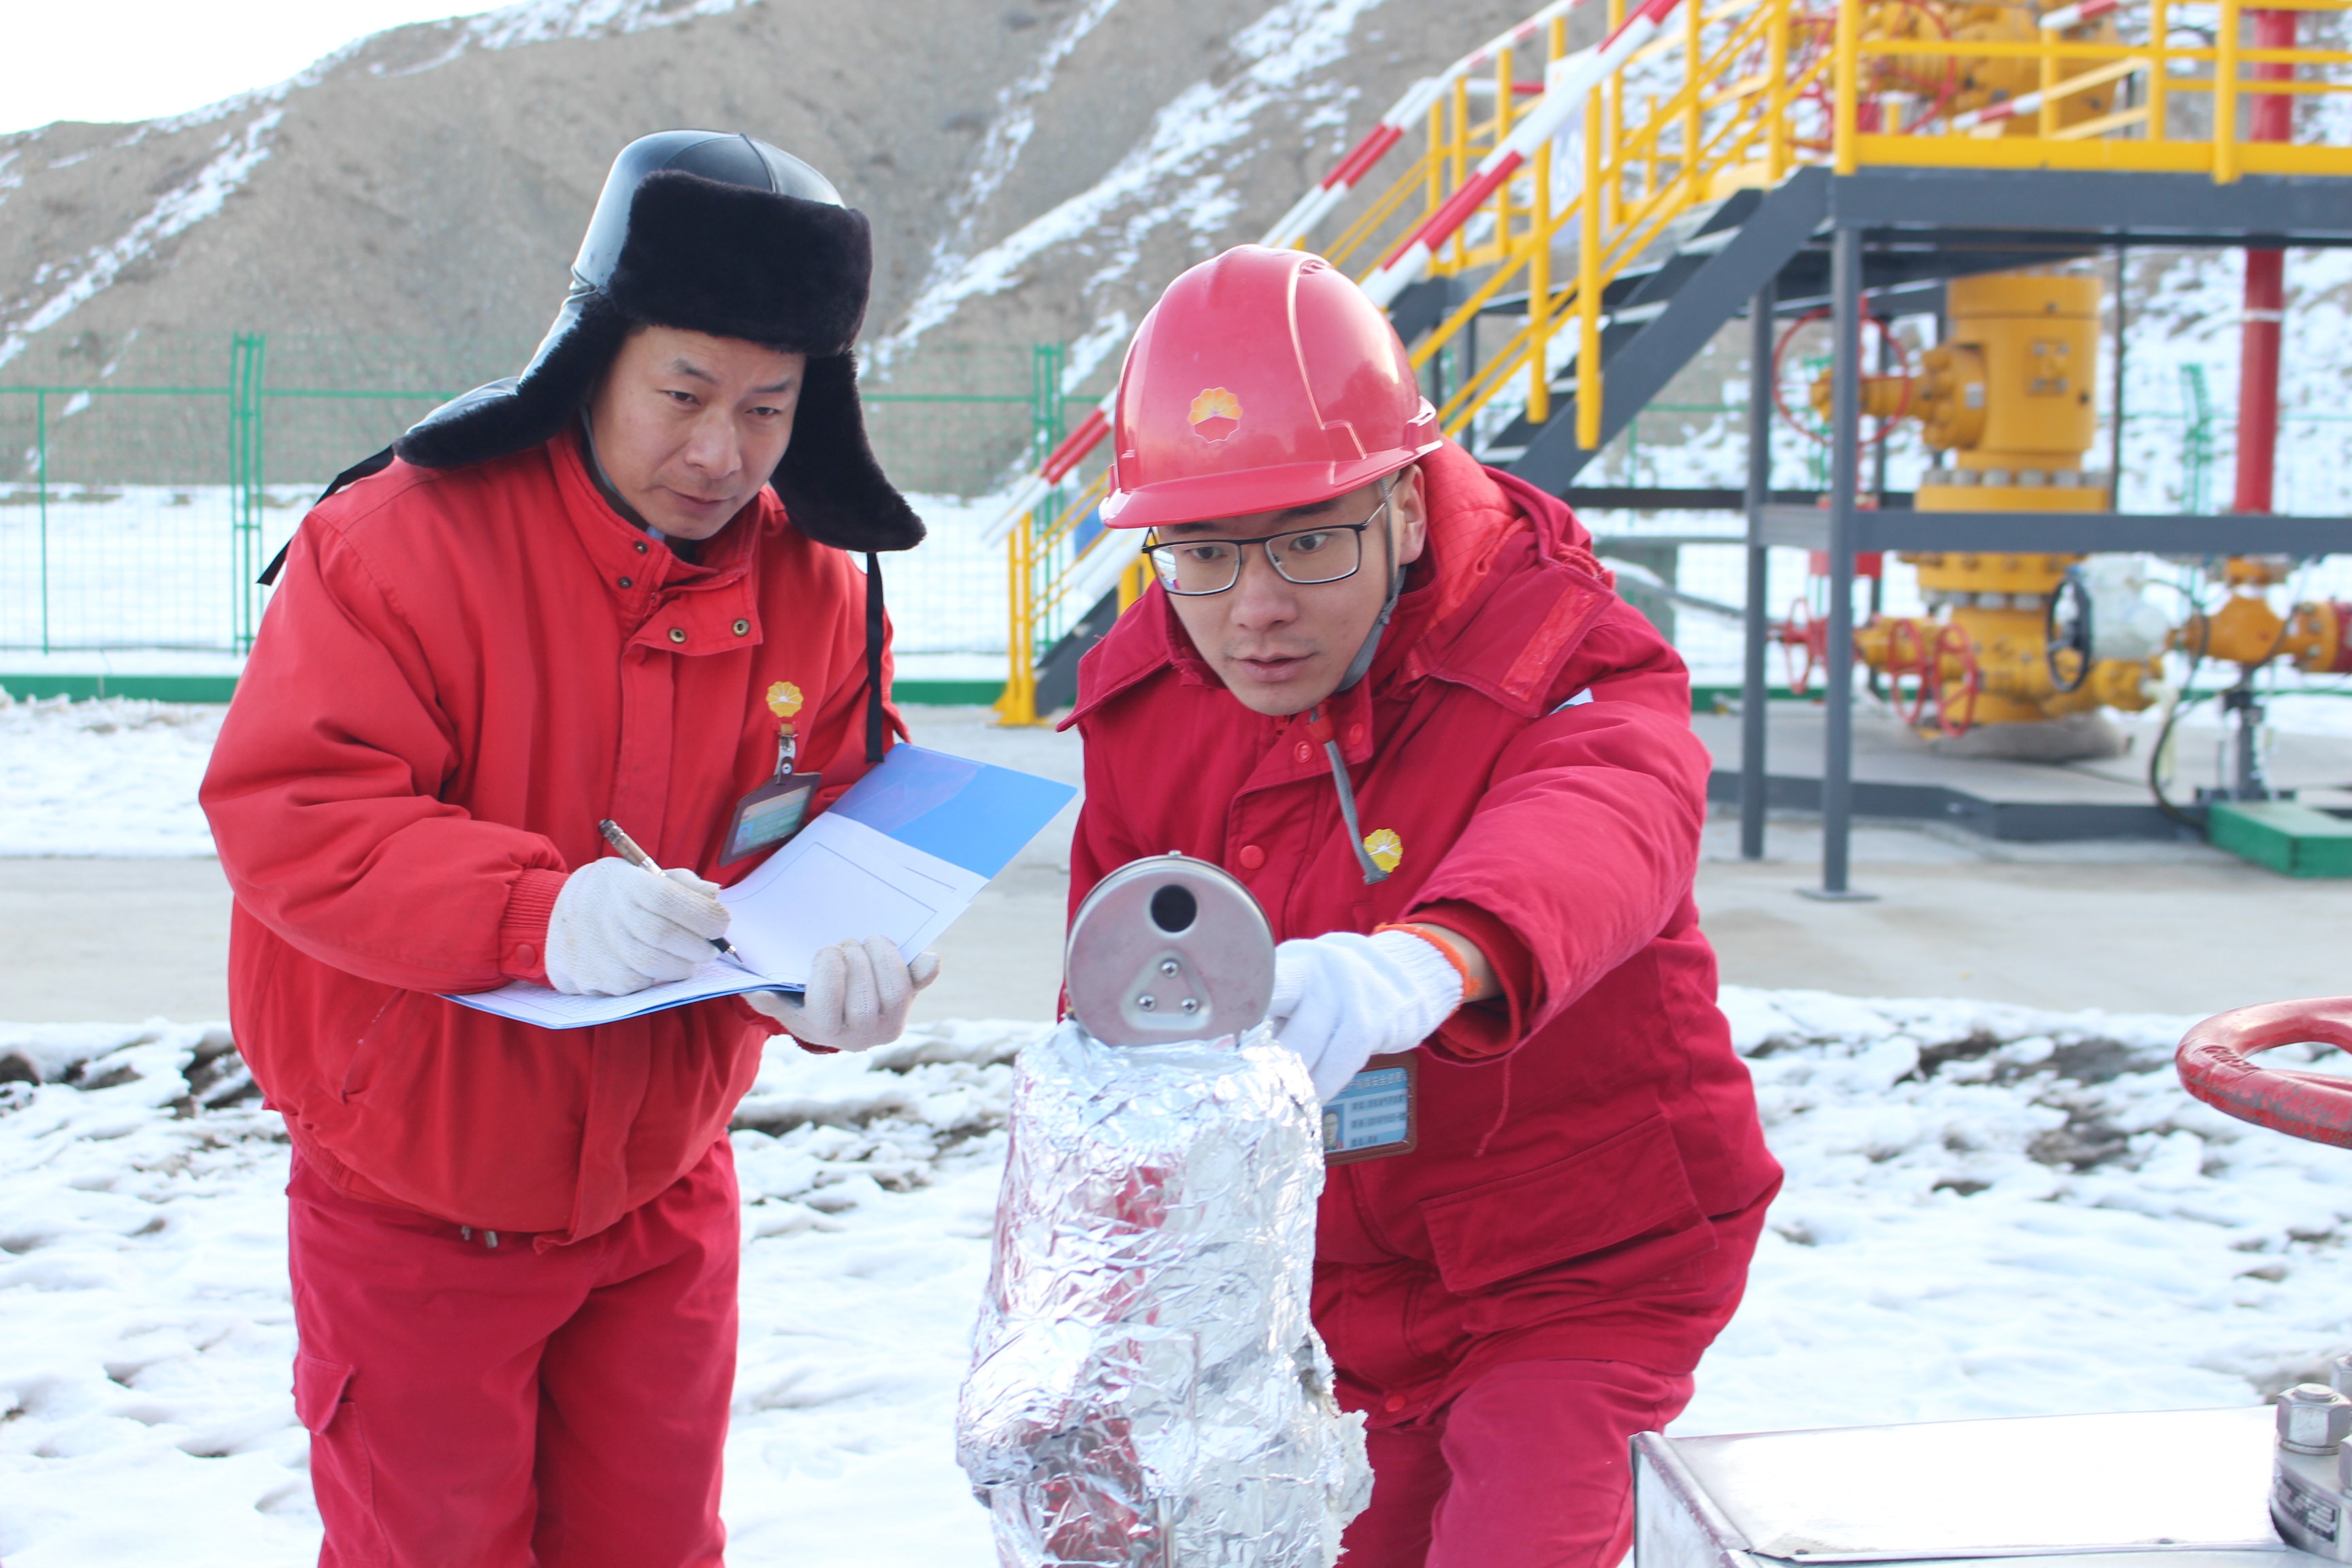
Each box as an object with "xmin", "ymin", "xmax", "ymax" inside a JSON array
[
  {"xmin": 1064, "ymin": 440, "xmax": 1780, "ymax": 1422},
  {"xmin": 201, "ymin": 431, "xmax": 899, "ymax": 1243}
]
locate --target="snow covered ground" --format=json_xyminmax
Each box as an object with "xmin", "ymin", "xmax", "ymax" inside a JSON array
[
  {"xmin": 0, "ymin": 689, "xmax": 225, "ymax": 855},
  {"xmin": 7, "ymin": 991, "xmax": 2352, "ymax": 1565}
]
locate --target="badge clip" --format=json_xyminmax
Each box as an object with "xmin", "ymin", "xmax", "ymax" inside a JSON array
[{"xmin": 722, "ymin": 717, "xmax": 820, "ymax": 866}]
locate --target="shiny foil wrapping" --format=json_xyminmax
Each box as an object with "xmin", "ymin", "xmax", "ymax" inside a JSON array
[{"xmin": 958, "ymin": 1020, "xmax": 1373, "ymax": 1567}]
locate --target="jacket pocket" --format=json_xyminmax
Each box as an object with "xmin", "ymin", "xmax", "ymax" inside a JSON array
[
  {"xmin": 1420, "ymin": 1112, "xmax": 1705, "ymax": 1294},
  {"xmin": 294, "ymin": 1352, "xmax": 355, "ymax": 1433},
  {"xmin": 336, "ymin": 986, "xmax": 418, "ymax": 1105},
  {"xmin": 295, "ymin": 1354, "xmax": 389, "ymax": 1564}
]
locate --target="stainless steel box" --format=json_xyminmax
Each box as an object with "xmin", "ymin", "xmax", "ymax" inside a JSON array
[{"xmin": 1636, "ymin": 1408, "xmax": 2298, "ymax": 1568}]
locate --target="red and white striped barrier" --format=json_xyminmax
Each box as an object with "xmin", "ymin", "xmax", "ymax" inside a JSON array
[
  {"xmin": 1259, "ymin": 0, "xmax": 1590, "ymax": 251},
  {"xmin": 1356, "ymin": 0, "xmax": 1684, "ymax": 309},
  {"xmin": 1948, "ymin": 59, "xmax": 2143, "ymax": 132},
  {"xmin": 2038, "ymin": 0, "xmax": 2121, "ymax": 32},
  {"xmin": 1948, "ymin": 92, "xmax": 2034, "ymax": 132},
  {"xmin": 983, "ymin": 0, "xmax": 1612, "ymax": 546},
  {"xmin": 1944, "ymin": 0, "xmax": 2128, "ymax": 129}
]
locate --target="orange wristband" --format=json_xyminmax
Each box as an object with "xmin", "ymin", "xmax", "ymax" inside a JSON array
[{"xmin": 1374, "ymin": 921, "xmax": 1476, "ymax": 1002}]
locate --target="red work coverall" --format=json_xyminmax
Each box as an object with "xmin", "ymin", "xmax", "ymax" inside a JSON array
[
  {"xmin": 200, "ymin": 430, "xmax": 897, "ymax": 1565},
  {"xmin": 1063, "ymin": 440, "xmax": 1782, "ymax": 1568}
]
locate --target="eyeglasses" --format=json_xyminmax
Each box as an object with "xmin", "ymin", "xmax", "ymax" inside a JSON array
[{"xmin": 1143, "ymin": 488, "xmax": 1391, "ymax": 598}]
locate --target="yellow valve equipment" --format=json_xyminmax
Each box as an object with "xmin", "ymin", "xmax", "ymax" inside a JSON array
[
  {"xmin": 1790, "ymin": 265, "xmax": 2350, "ymax": 743},
  {"xmin": 1791, "ymin": 268, "xmax": 2165, "ymax": 736},
  {"xmin": 2174, "ymin": 558, "xmax": 2352, "ymax": 677}
]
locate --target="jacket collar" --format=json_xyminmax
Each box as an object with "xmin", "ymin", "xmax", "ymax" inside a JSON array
[{"xmin": 546, "ymin": 428, "xmax": 772, "ymax": 650}]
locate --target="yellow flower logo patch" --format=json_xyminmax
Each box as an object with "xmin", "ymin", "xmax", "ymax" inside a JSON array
[
  {"xmin": 765, "ymin": 681, "xmax": 804, "ymax": 722},
  {"xmin": 1188, "ymin": 386, "xmax": 1242, "ymax": 443},
  {"xmin": 1362, "ymin": 828, "xmax": 1403, "ymax": 874}
]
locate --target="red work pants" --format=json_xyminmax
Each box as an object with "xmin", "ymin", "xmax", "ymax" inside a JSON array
[
  {"xmin": 1340, "ymin": 1358, "xmax": 1694, "ymax": 1568},
  {"xmin": 286, "ymin": 1138, "xmax": 740, "ymax": 1568}
]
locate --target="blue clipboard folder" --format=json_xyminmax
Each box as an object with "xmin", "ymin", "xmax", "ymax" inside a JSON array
[
  {"xmin": 827, "ymin": 744, "xmax": 1077, "ymax": 880},
  {"xmin": 445, "ymin": 744, "xmax": 1076, "ymax": 1029}
]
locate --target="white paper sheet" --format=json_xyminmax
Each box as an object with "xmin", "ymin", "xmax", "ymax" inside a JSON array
[{"xmin": 446, "ymin": 814, "xmax": 988, "ymax": 1030}]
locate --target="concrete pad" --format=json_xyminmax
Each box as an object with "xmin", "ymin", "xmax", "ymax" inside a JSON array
[
  {"xmin": 1695, "ymin": 702, "xmax": 2352, "ymax": 842},
  {"xmin": 0, "ymin": 856, "xmax": 234, "ymax": 1022},
  {"xmin": 896, "ymin": 706, "xmax": 1081, "ymax": 1026},
  {"xmin": 0, "ymin": 705, "xmax": 1083, "ymax": 1028},
  {"xmin": 1699, "ymin": 813, "xmax": 2352, "ymax": 1017},
  {"xmin": 3, "ymin": 706, "xmax": 2344, "ymax": 1031}
]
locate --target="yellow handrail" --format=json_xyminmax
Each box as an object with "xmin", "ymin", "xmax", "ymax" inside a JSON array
[{"xmin": 2217, "ymin": 0, "xmax": 2240, "ymax": 182}]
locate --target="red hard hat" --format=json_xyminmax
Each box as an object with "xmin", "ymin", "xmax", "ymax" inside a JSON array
[{"xmin": 1097, "ymin": 245, "xmax": 1440, "ymax": 530}]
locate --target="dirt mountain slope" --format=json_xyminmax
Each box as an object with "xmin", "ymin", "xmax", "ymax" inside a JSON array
[{"xmin": 0, "ymin": 0, "xmax": 1533, "ymax": 401}]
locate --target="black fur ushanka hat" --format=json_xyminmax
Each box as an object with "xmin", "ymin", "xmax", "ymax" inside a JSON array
[{"xmin": 396, "ymin": 131, "xmax": 924, "ymax": 553}]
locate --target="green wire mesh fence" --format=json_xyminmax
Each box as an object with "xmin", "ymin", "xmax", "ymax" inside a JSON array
[
  {"xmin": 0, "ymin": 334, "xmax": 1097, "ymax": 658},
  {"xmin": 0, "ymin": 331, "xmax": 2313, "ymax": 665}
]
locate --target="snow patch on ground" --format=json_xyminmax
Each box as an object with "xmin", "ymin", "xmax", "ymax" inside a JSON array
[
  {"xmin": 0, "ymin": 691, "xmax": 223, "ymax": 856},
  {"xmin": 1690, "ymin": 989, "xmax": 2352, "ymax": 1435},
  {"xmin": 0, "ymin": 1017, "xmax": 1041, "ymax": 1567},
  {"xmin": 17, "ymin": 671, "xmax": 2352, "ymax": 868},
  {"xmin": 7, "ymin": 992, "xmax": 2352, "ymax": 1561}
]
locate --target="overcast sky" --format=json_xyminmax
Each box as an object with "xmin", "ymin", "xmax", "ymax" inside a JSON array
[{"xmin": 3, "ymin": 1, "xmax": 497, "ymax": 136}]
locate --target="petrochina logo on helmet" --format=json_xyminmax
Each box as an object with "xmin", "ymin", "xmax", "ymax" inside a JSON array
[{"xmin": 1188, "ymin": 387, "xmax": 1242, "ymax": 444}]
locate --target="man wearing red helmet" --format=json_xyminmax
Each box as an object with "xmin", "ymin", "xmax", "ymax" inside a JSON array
[{"xmin": 1062, "ymin": 245, "xmax": 1782, "ymax": 1568}]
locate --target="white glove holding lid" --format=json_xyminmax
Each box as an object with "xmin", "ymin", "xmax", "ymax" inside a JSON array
[
  {"xmin": 749, "ymin": 934, "xmax": 942, "ymax": 1052},
  {"xmin": 544, "ymin": 859, "xmax": 731, "ymax": 996},
  {"xmin": 1267, "ymin": 928, "xmax": 1466, "ymax": 1102}
]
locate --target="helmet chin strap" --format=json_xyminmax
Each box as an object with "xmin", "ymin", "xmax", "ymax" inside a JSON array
[
  {"xmin": 1335, "ymin": 476, "xmax": 1404, "ymax": 696},
  {"xmin": 1311, "ymin": 476, "xmax": 1404, "ymax": 883}
]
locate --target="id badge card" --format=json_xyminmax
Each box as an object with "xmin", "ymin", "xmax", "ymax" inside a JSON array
[
  {"xmin": 721, "ymin": 772, "xmax": 820, "ymax": 865},
  {"xmin": 1322, "ymin": 1051, "xmax": 1419, "ymax": 1164}
]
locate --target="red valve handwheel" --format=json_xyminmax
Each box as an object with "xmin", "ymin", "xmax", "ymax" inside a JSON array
[
  {"xmin": 1770, "ymin": 309, "xmax": 1914, "ymax": 447},
  {"xmin": 2177, "ymin": 998, "xmax": 2352, "ymax": 1149},
  {"xmin": 1779, "ymin": 596, "xmax": 1824, "ymax": 696},
  {"xmin": 1885, "ymin": 619, "xmax": 1933, "ymax": 728}
]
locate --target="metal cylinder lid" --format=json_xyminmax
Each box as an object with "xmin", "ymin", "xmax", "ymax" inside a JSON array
[{"xmin": 1064, "ymin": 854, "xmax": 1275, "ymax": 1047}]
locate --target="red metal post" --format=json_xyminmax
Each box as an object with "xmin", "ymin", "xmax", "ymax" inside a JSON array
[{"xmin": 2231, "ymin": 10, "xmax": 2296, "ymax": 514}]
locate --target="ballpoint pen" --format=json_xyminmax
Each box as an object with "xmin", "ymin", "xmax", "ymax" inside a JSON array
[{"xmin": 596, "ymin": 819, "xmax": 747, "ymax": 964}]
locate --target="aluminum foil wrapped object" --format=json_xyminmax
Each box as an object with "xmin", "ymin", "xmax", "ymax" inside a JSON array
[{"xmin": 958, "ymin": 856, "xmax": 1372, "ymax": 1567}]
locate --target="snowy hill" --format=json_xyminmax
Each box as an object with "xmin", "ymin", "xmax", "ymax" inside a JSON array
[
  {"xmin": 7, "ymin": 992, "xmax": 2352, "ymax": 1564},
  {"xmin": 0, "ymin": 0, "xmax": 1533, "ymax": 391}
]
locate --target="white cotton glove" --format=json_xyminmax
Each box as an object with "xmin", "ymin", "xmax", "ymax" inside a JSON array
[
  {"xmin": 544, "ymin": 860, "xmax": 731, "ymax": 996},
  {"xmin": 1267, "ymin": 929, "xmax": 1467, "ymax": 1102},
  {"xmin": 747, "ymin": 935, "xmax": 942, "ymax": 1052}
]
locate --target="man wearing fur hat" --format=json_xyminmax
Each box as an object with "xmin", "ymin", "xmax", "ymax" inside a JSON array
[{"xmin": 201, "ymin": 132, "xmax": 928, "ymax": 1565}]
